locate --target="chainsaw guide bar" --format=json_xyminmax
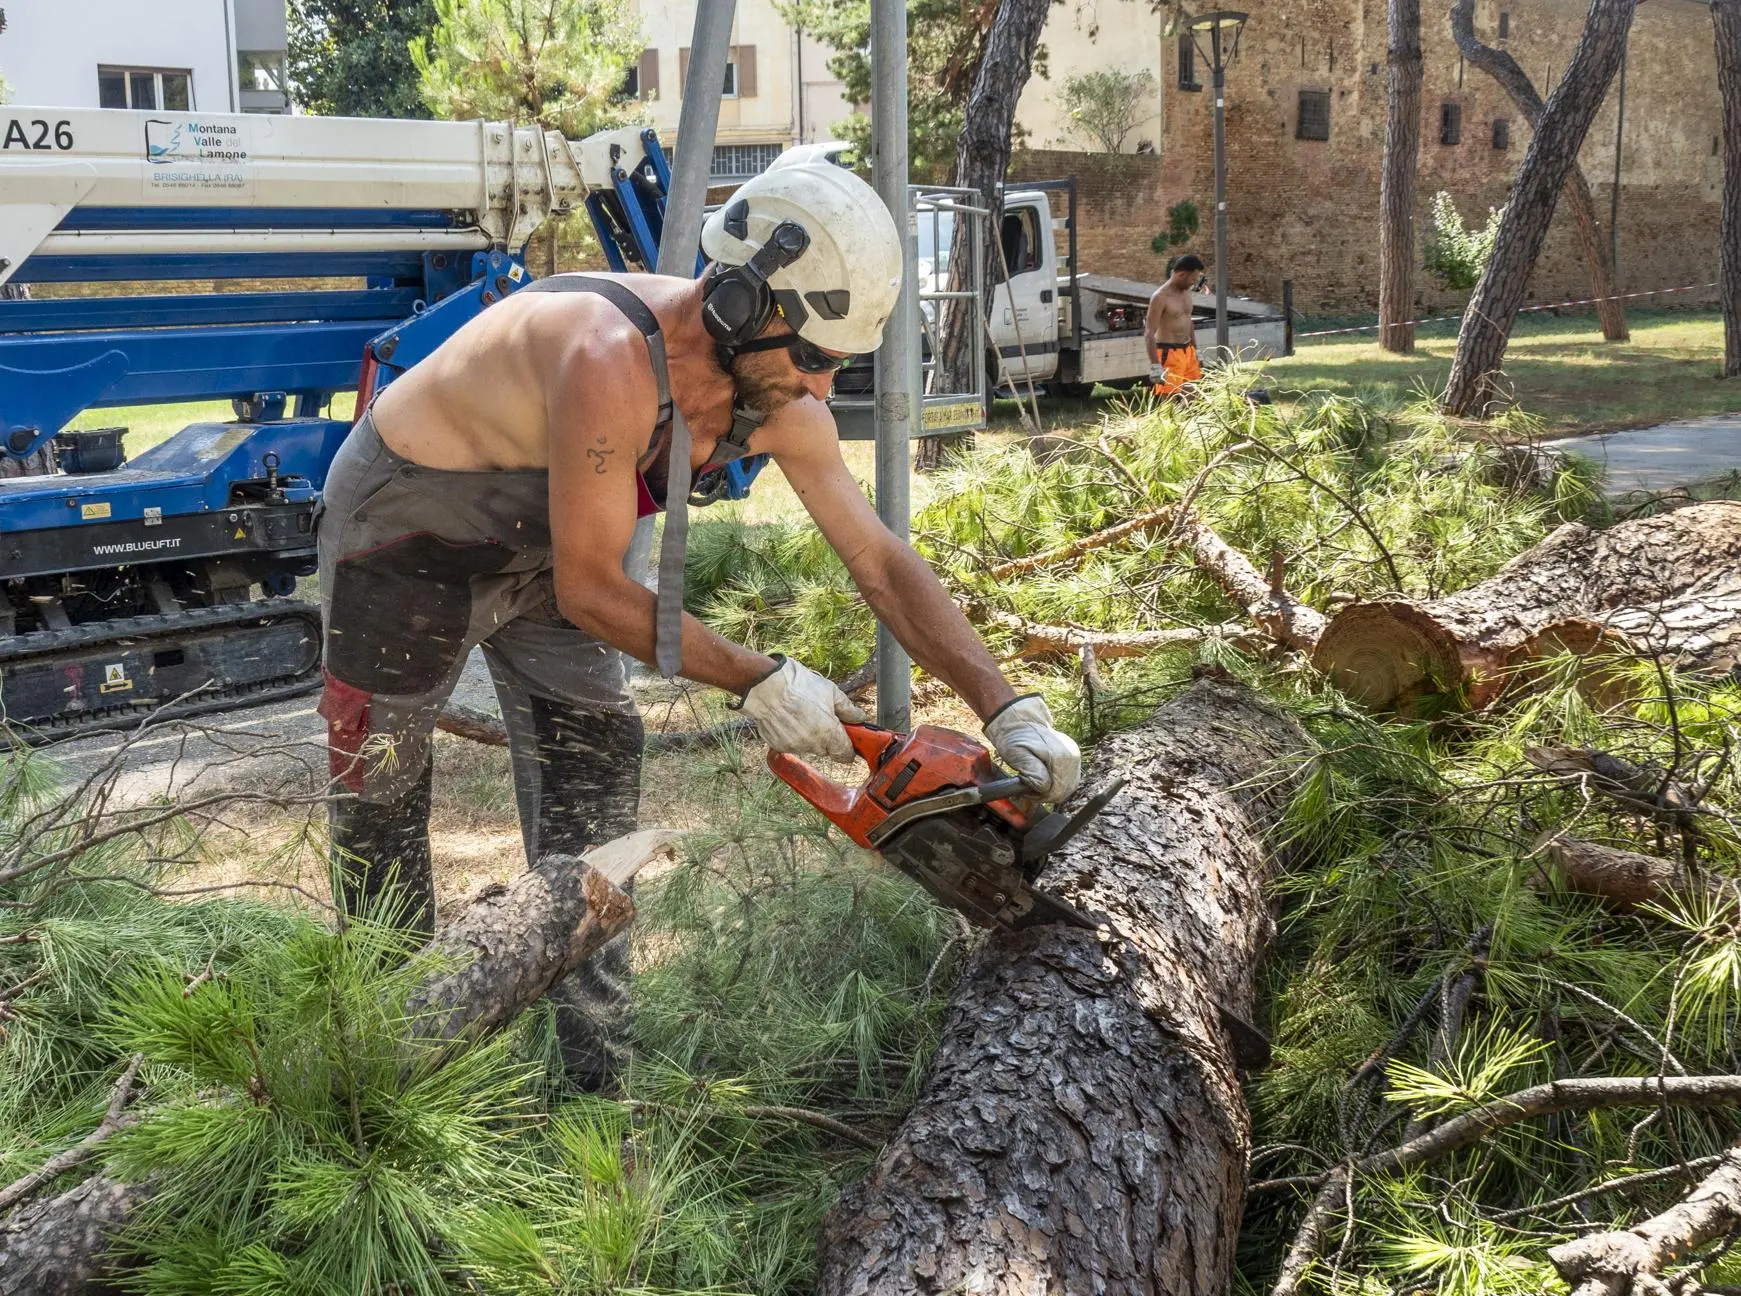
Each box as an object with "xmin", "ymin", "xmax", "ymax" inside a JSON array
[{"xmin": 768, "ymin": 722, "xmax": 1122, "ymax": 933}]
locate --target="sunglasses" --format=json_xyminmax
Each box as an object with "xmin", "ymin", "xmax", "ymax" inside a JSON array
[{"xmin": 734, "ymin": 333, "xmax": 853, "ymax": 374}]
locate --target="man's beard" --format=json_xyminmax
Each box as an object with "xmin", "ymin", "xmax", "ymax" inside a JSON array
[{"xmin": 731, "ymin": 352, "xmax": 808, "ymax": 412}]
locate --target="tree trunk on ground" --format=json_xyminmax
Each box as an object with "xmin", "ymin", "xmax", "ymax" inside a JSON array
[
  {"xmin": 1379, "ymin": 0, "xmax": 1424, "ymax": 353},
  {"xmin": 0, "ymin": 833, "xmax": 672, "ymax": 1296},
  {"xmin": 920, "ymin": 0, "xmax": 1050, "ymax": 471},
  {"xmin": 1449, "ymin": 0, "xmax": 1629, "ymax": 342},
  {"xmin": 1311, "ymin": 501, "xmax": 1741, "ymax": 711},
  {"xmin": 815, "ymin": 674, "xmax": 1310, "ymax": 1295},
  {"xmin": 1549, "ymin": 1141, "xmax": 1741, "ymax": 1295},
  {"xmin": 1715, "ymin": 0, "xmax": 1741, "ymax": 376},
  {"xmin": 1442, "ymin": 0, "xmax": 1638, "ymax": 416}
]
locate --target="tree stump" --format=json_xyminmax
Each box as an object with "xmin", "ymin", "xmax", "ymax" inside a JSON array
[
  {"xmin": 1311, "ymin": 502, "xmax": 1741, "ymax": 711},
  {"xmin": 815, "ymin": 674, "xmax": 1310, "ymax": 1296}
]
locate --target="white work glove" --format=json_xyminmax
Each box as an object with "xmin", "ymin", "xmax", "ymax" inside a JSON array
[
  {"xmin": 984, "ymin": 694, "xmax": 1081, "ymax": 803},
  {"xmin": 740, "ymin": 655, "xmax": 865, "ymax": 762}
]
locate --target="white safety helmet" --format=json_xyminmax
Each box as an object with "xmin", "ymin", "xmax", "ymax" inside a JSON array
[{"xmin": 700, "ymin": 154, "xmax": 904, "ymax": 355}]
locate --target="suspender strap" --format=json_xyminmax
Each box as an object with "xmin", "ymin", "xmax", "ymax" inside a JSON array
[
  {"xmin": 522, "ymin": 273, "xmax": 687, "ymax": 679},
  {"xmin": 522, "ymin": 274, "xmax": 676, "ymax": 433}
]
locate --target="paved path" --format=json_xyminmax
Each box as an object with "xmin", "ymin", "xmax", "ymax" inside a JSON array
[
  {"xmin": 1546, "ymin": 416, "xmax": 1741, "ymax": 495},
  {"xmin": 33, "ymin": 648, "xmax": 507, "ymax": 801}
]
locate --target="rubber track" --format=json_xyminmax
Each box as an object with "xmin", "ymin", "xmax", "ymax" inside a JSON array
[{"xmin": 0, "ymin": 600, "xmax": 324, "ymax": 744}]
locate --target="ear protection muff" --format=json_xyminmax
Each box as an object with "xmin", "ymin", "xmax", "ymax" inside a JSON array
[{"xmin": 701, "ymin": 211, "xmax": 813, "ymax": 350}]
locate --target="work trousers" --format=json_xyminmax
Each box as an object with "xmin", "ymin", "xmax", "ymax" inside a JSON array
[{"xmin": 317, "ymin": 411, "xmax": 643, "ymax": 1089}]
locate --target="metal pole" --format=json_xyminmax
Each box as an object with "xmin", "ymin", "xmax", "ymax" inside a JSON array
[
  {"xmin": 870, "ymin": 0, "xmax": 919, "ymax": 729},
  {"xmin": 656, "ymin": 0, "xmax": 738, "ymax": 276},
  {"xmin": 1211, "ymin": 25, "xmax": 1230, "ymax": 355},
  {"xmin": 1610, "ymin": 43, "xmax": 1626, "ymax": 286}
]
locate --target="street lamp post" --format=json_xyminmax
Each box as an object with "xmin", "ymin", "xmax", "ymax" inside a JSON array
[{"xmin": 1187, "ymin": 10, "xmax": 1247, "ymax": 356}]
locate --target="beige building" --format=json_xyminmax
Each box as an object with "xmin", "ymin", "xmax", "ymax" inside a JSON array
[
  {"xmin": 1016, "ymin": 0, "xmax": 1166, "ymax": 152},
  {"xmin": 625, "ymin": 0, "xmax": 856, "ymax": 178},
  {"xmin": 628, "ymin": 0, "xmax": 1171, "ymax": 170}
]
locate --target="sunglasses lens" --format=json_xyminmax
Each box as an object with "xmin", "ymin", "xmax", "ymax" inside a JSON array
[{"xmin": 793, "ymin": 340, "xmax": 847, "ymax": 373}]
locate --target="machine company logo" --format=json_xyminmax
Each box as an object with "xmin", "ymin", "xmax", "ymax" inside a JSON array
[
  {"xmin": 144, "ymin": 118, "xmax": 181, "ymax": 163},
  {"xmin": 144, "ymin": 118, "xmax": 249, "ymax": 166},
  {"xmin": 144, "ymin": 118, "xmax": 248, "ymax": 191}
]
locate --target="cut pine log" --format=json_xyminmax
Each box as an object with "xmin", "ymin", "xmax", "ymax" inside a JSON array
[
  {"xmin": 0, "ymin": 832, "xmax": 674, "ymax": 1296},
  {"xmin": 1311, "ymin": 501, "xmax": 1741, "ymax": 712},
  {"xmin": 815, "ymin": 673, "xmax": 1310, "ymax": 1296}
]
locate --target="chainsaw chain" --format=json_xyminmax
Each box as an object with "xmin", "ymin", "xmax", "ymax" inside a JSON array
[{"xmin": 0, "ymin": 600, "xmax": 324, "ymax": 745}]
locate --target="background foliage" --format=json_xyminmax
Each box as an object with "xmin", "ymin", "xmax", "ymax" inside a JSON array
[{"xmin": 288, "ymin": 0, "xmax": 437, "ymax": 118}]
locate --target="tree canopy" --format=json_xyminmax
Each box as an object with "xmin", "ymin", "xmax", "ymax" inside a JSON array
[
  {"xmin": 410, "ymin": 0, "xmax": 642, "ymax": 138},
  {"xmin": 288, "ymin": 0, "xmax": 438, "ymax": 118}
]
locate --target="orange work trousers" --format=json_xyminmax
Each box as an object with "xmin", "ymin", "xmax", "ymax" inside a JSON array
[{"xmin": 1152, "ymin": 342, "xmax": 1203, "ymax": 397}]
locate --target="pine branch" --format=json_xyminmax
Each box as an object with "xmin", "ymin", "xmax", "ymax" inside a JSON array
[
  {"xmin": 0, "ymin": 1054, "xmax": 144, "ymax": 1213},
  {"xmin": 964, "ymin": 601, "xmax": 1230, "ymax": 659},
  {"xmin": 627, "ymin": 1098, "xmax": 884, "ymax": 1149},
  {"xmin": 1251, "ymin": 1075, "xmax": 1741, "ymax": 1195},
  {"xmin": 982, "ymin": 504, "xmax": 1177, "ymax": 580},
  {"xmin": 1549, "ymin": 1141, "xmax": 1741, "ymax": 1296}
]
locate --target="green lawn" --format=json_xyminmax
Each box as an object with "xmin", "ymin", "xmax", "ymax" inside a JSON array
[
  {"xmin": 67, "ymin": 393, "xmax": 357, "ymax": 457},
  {"xmin": 1260, "ymin": 308, "xmax": 1741, "ymax": 435},
  {"xmin": 55, "ymin": 310, "xmax": 1739, "ymax": 472}
]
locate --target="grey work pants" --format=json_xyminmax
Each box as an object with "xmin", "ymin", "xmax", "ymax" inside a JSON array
[{"xmin": 316, "ymin": 411, "xmax": 642, "ymax": 1089}]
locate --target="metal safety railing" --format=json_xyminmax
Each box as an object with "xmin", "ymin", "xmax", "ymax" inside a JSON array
[{"xmin": 831, "ymin": 182, "xmax": 990, "ymax": 441}]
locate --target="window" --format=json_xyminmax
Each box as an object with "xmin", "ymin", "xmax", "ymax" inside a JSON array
[
  {"xmin": 237, "ymin": 51, "xmax": 285, "ymax": 93},
  {"xmin": 1440, "ymin": 101, "xmax": 1462, "ymax": 145},
  {"xmin": 678, "ymin": 45, "xmax": 756, "ymax": 98},
  {"xmin": 98, "ymin": 66, "xmax": 192, "ymax": 110},
  {"xmin": 1296, "ymin": 89, "xmax": 1331, "ymax": 141},
  {"xmin": 1498, "ymin": 10, "xmax": 1510, "ymax": 38},
  {"xmin": 1492, "ymin": 118, "xmax": 1511, "ymax": 150},
  {"xmin": 626, "ymin": 49, "xmax": 659, "ymax": 101},
  {"xmin": 710, "ymin": 143, "xmax": 782, "ymax": 180},
  {"xmin": 1178, "ymin": 35, "xmax": 1200, "ymax": 90},
  {"xmin": 995, "ymin": 207, "xmax": 1043, "ymax": 281}
]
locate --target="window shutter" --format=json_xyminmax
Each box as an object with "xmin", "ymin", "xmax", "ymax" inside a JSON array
[
  {"xmin": 678, "ymin": 46, "xmax": 689, "ymax": 95},
  {"xmin": 639, "ymin": 48, "xmax": 659, "ymax": 100},
  {"xmin": 735, "ymin": 44, "xmax": 757, "ymax": 96}
]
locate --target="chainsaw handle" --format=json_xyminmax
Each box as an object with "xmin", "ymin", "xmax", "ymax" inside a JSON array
[{"xmin": 765, "ymin": 724, "xmax": 899, "ymax": 848}]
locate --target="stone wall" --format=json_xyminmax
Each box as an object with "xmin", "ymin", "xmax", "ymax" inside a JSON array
[{"xmin": 1016, "ymin": 0, "xmax": 1723, "ymax": 318}]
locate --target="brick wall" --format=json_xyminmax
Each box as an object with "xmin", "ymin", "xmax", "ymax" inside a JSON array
[{"xmin": 1013, "ymin": 0, "xmax": 1722, "ymax": 317}]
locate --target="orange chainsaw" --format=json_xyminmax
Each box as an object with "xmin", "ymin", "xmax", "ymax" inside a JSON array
[{"xmin": 768, "ymin": 722, "xmax": 1123, "ymax": 931}]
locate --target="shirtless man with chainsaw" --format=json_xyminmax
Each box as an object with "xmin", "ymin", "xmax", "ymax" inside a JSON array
[
  {"xmin": 318, "ymin": 153, "xmax": 1080, "ymax": 1085},
  {"xmin": 1145, "ymin": 253, "xmax": 1205, "ymax": 397}
]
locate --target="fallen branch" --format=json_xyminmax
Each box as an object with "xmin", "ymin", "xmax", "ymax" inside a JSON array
[
  {"xmin": 1526, "ymin": 746, "xmax": 1702, "ymax": 830},
  {"xmin": 1250, "ymin": 1075, "xmax": 1741, "ymax": 1196},
  {"xmin": 1173, "ymin": 508, "xmax": 1328, "ymax": 652},
  {"xmin": 983, "ymin": 504, "xmax": 1176, "ymax": 581},
  {"xmin": 1536, "ymin": 832, "xmax": 1710, "ymax": 910},
  {"xmin": 1271, "ymin": 1167, "xmax": 1351, "ymax": 1296},
  {"xmin": 966, "ymin": 601, "xmax": 1231, "ymax": 659},
  {"xmin": 1548, "ymin": 1141, "xmax": 1741, "ymax": 1296},
  {"xmin": 0, "ymin": 1055, "xmax": 145, "ymax": 1214}
]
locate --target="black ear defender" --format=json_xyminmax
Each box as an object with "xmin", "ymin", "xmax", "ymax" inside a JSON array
[{"xmin": 702, "ymin": 214, "xmax": 813, "ymax": 350}]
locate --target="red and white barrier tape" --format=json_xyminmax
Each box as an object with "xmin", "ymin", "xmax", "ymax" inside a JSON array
[{"xmin": 1293, "ymin": 281, "xmax": 1719, "ymax": 340}]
